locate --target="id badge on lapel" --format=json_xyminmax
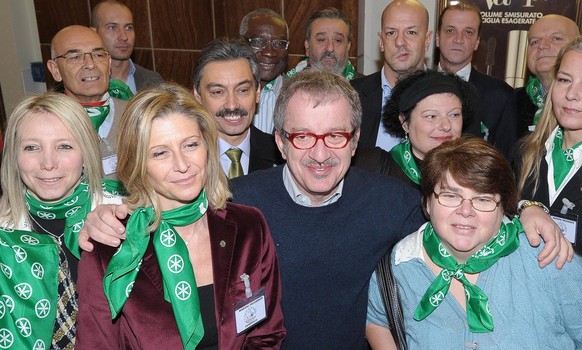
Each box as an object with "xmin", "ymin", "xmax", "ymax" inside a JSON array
[
  {"xmin": 234, "ymin": 273, "xmax": 267, "ymax": 335},
  {"xmin": 550, "ymin": 197, "xmax": 580, "ymax": 253},
  {"xmin": 550, "ymin": 210, "xmax": 578, "ymax": 244}
]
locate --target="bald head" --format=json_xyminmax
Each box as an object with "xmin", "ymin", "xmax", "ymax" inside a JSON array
[
  {"xmin": 382, "ymin": 0, "xmax": 429, "ymax": 29},
  {"xmin": 527, "ymin": 14, "xmax": 579, "ymax": 88},
  {"xmin": 47, "ymin": 25, "xmax": 111, "ymax": 103},
  {"xmin": 378, "ymin": 0, "xmax": 431, "ymax": 86}
]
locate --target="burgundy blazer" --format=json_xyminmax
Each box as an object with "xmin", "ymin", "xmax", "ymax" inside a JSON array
[{"xmin": 76, "ymin": 202, "xmax": 285, "ymax": 349}]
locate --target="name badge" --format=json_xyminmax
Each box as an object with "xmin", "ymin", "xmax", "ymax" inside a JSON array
[
  {"xmin": 234, "ymin": 274, "xmax": 267, "ymax": 335},
  {"xmin": 550, "ymin": 210, "xmax": 578, "ymax": 245},
  {"xmin": 102, "ymin": 154, "xmax": 118, "ymax": 175}
]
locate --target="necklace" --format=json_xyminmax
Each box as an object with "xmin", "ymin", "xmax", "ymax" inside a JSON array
[
  {"xmin": 30, "ymin": 214, "xmax": 64, "ymax": 244},
  {"xmin": 183, "ymin": 230, "xmax": 196, "ymax": 246}
]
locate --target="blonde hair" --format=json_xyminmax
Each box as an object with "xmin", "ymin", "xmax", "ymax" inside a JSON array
[
  {"xmin": 0, "ymin": 92, "xmax": 103, "ymax": 226},
  {"xmin": 518, "ymin": 36, "xmax": 582, "ymax": 195},
  {"xmin": 116, "ymin": 83, "xmax": 230, "ymax": 229}
]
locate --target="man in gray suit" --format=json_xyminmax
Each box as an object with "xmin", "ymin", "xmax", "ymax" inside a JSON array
[{"xmin": 92, "ymin": 0, "xmax": 163, "ymax": 93}]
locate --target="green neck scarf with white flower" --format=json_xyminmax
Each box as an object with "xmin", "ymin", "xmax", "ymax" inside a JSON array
[
  {"xmin": 80, "ymin": 80, "xmax": 132, "ymax": 133},
  {"xmin": 552, "ymin": 127, "xmax": 582, "ymax": 190},
  {"xmin": 109, "ymin": 79, "xmax": 134, "ymax": 101},
  {"xmin": 0, "ymin": 227, "xmax": 59, "ymax": 349},
  {"xmin": 103, "ymin": 190, "xmax": 208, "ymax": 350},
  {"xmin": 25, "ymin": 180, "xmax": 91, "ymax": 259},
  {"xmin": 525, "ymin": 76, "xmax": 545, "ymax": 126},
  {"xmin": 81, "ymin": 95, "xmax": 110, "ymax": 132},
  {"xmin": 414, "ymin": 218, "xmax": 522, "ymax": 332},
  {"xmin": 286, "ymin": 58, "xmax": 357, "ymax": 80},
  {"xmin": 390, "ymin": 138, "xmax": 421, "ymax": 185}
]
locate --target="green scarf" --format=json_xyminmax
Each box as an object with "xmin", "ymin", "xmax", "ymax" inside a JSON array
[
  {"xmin": 525, "ymin": 76, "xmax": 545, "ymax": 126},
  {"xmin": 0, "ymin": 227, "xmax": 59, "ymax": 349},
  {"xmin": 102, "ymin": 178, "xmax": 128, "ymax": 197},
  {"xmin": 109, "ymin": 79, "xmax": 134, "ymax": 101},
  {"xmin": 263, "ymin": 77, "xmax": 277, "ymax": 92},
  {"xmin": 414, "ymin": 218, "xmax": 522, "ymax": 332},
  {"xmin": 286, "ymin": 58, "xmax": 357, "ymax": 81},
  {"xmin": 341, "ymin": 60, "xmax": 356, "ymax": 81},
  {"xmin": 104, "ymin": 190, "xmax": 208, "ymax": 349},
  {"xmin": 25, "ymin": 180, "xmax": 92, "ymax": 259},
  {"xmin": 551, "ymin": 127, "xmax": 582, "ymax": 190},
  {"xmin": 390, "ymin": 139, "xmax": 421, "ymax": 185},
  {"xmin": 82, "ymin": 95, "xmax": 111, "ymax": 132}
]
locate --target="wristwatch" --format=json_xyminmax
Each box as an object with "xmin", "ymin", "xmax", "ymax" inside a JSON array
[{"xmin": 517, "ymin": 200, "xmax": 550, "ymax": 217}]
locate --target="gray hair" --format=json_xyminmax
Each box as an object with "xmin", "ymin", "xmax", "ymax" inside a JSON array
[
  {"xmin": 193, "ymin": 37, "xmax": 260, "ymax": 92},
  {"xmin": 239, "ymin": 8, "xmax": 289, "ymax": 38},
  {"xmin": 273, "ymin": 69, "xmax": 361, "ymax": 134},
  {"xmin": 306, "ymin": 7, "xmax": 352, "ymax": 41}
]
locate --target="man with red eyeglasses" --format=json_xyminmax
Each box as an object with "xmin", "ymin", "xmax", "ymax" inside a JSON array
[{"xmin": 80, "ymin": 70, "xmax": 572, "ymax": 349}]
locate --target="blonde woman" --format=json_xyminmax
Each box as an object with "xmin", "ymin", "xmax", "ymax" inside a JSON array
[
  {"xmin": 518, "ymin": 36, "xmax": 582, "ymax": 255},
  {"xmin": 0, "ymin": 92, "xmax": 121, "ymax": 349},
  {"xmin": 76, "ymin": 83, "xmax": 285, "ymax": 349}
]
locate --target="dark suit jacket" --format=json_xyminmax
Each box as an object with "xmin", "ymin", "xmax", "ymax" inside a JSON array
[
  {"xmin": 249, "ymin": 125, "xmax": 285, "ymax": 173},
  {"xmin": 466, "ymin": 68, "xmax": 519, "ymax": 159},
  {"xmin": 515, "ymin": 86, "xmax": 539, "ymax": 138},
  {"xmin": 351, "ymin": 146, "xmax": 421, "ymax": 191},
  {"xmin": 351, "ymin": 71, "xmax": 383, "ymax": 149},
  {"xmin": 134, "ymin": 63, "xmax": 163, "ymax": 91},
  {"xmin": 76, "ymin": 203, "xmax": 286, "ymax": 349},
  {"xmin": 521, "ymin": 158, "xmax": 582, "ymax": 254}
]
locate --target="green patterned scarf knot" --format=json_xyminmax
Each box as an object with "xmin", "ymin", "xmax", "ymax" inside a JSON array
[
  {"xmin": 414, "ymin": 217, "xmax": 523, "ymax": 332},
  {"xmin": 390, "ymin": 138, "xmax": 421, "ymax": 185},
  {"xmin": 0, "ymin": 227, "xmax": 59, "ymax": 349},
  {"xmin": 25, "ymin": 180, "xmax": 92, "ymax": 259},
  {"xmin": 103, "ymin": 189, "xmax": 208, "ymax": 349}
]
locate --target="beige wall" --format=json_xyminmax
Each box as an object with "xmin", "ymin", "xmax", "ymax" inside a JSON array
[{"xmin": 0, "ymin": 0, "xmax": 45, "ymax": 117}]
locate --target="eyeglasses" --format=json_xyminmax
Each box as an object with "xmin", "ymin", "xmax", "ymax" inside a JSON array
[
  {"xmin": 281, "ymin": 130, "xmax": 355, "ymax": 150},
  {"xmin": 245, "ymin": 37, "xmax": 289, "ymax": 50},
  {"xmin": 53, "ymin": 49, "xmax": 110, "ymax": 65},
  {"xmin": 433, "ymin": 191, "xmax": 500, "ymax": 212}
]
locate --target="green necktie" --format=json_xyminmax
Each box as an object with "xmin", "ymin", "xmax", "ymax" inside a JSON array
[{"xmin": 225, "ymin": 148, "xmax": 244, "ymax": 179}]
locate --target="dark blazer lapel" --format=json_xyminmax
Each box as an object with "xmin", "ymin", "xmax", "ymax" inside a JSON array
[
  {"xmin": 556, "ymin": 167, "xmax": 582, "ymax": 205},
  {"xmin": 207, "ymin": 208, "xmax": 237, "ymax": 322},
  {"xmin": 248, "ymin": 125, "xmax": 283, "ymax": 172},
  {"xmin": 353, "ymin": 72, "xmax": 383, "ymax": 149}
]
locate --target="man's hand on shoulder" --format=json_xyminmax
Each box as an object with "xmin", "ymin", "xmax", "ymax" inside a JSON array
[{"xmin": 79, "ymin": 204, "xmax": 128, "ymax": 252}]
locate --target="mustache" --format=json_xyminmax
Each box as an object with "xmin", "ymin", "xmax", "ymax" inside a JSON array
[
  {"xmin": 319, "ymin": 51, "xmax": 339, "ymax": 61},
  {"xmin": 216, "ymin": 108, "xmax": 249, "ymax": 118},
  {"xmin": 302, "ymin": 158, "xmax": 339, "ymax": 167}
]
